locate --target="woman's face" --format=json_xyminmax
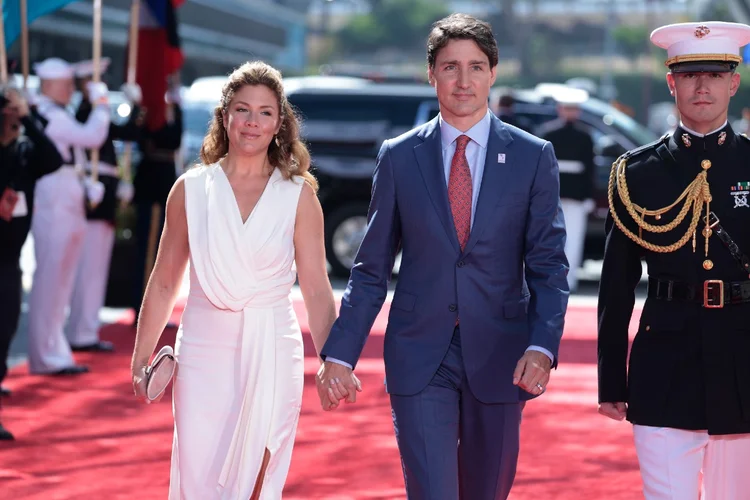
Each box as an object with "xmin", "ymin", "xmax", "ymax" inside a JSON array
[{"xmin": 223, "ymin": 84, "xmax": 281, "ymax": 157}]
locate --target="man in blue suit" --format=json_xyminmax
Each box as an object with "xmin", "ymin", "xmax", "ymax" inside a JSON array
[{"xmin": 318, "ymin": 13, "xmax": 569, "ymax": 499}]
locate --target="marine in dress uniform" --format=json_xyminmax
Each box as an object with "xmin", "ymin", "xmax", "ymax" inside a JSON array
[
  {"xmin": 131, "ymin": 88, "xmax": 182, "ymax": 320},
  {"xmin": 0, "ymin": 88, "xmax": 64, "ymax": 440},
  {"xmin": 598, "ymin": 22, "xmax": 750, "ymax": 499},
  {"xmin": 538, "ymin": 88, "xmax": 596, "ymax": 291},
  {"xmin": 26, "ymin": 58, "xmax": 109, "ymax": 375},
  {"xmin": 66, "ymin": 59, "xmax": 143, "ymax": 352}
]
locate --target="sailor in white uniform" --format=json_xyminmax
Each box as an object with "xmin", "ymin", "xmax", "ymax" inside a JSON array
[
  {"xmin": 26, "ymin": 58, "xmax": 109, "ymax": 375},
  {"xmin": 66, "ymin": 58, "xmax": 141, "ymax": 353}
]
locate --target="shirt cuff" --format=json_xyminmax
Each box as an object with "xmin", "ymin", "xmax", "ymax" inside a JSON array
[
  {"xmin": 526, "ymin": 345, "xmax": 554, "ymax": 364},
  {"xmin": 325, "ymin": 357, "xmax": 353, "ymax": 370}
]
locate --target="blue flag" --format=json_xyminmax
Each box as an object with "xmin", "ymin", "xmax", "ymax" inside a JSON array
[
  {"xmin": 744, "ymin": 44, "xmax": 750, "ymax": 64},
  {"xmin": 3, "ymin": 0, "xmax": 77, "ymax": 50}
]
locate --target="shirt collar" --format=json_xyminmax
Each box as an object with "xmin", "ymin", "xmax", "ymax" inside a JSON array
[
  {"xmin": 439, "ymin": 110, "xmax": 492, "ymax": 150},
  {"xmin": 679, "ymin": 120, "xmax": 728, "ymax": 138}
]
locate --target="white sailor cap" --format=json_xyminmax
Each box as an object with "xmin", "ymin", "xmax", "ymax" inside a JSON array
[
  {"xmin": 651, "ymin": 22, "xmax": 750, "ymax": 73},
  {"xmin": 32, "ymin": 57, "xmax": 74, "ymax": 80},
  {"xmin": 73, "ymin": 57, "xmax": 111, "ymax": 78}
]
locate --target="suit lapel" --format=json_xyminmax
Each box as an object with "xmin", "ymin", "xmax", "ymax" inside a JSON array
[
  {"xmin": 413, "ymin": 117, "xmax": 461, "ymax": 253},
  {"xmin": 463, "ymin": 115, "xmax": 514, "ymax": 256}
]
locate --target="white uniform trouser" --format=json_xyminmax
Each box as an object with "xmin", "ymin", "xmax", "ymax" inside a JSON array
[
  {"xmin": 560, "ymin": 198, "xmax": 587, "ymax": 291},
  {"xmin": 27, "ymin": 168, "xmax": 87, "ymax": 373},
  {"xmin": 634, "ymin": 425, "xmax": 750, "ymax": 499},
  {"xmin": 66, "ymin": 220, "xmax": 115, "ymax": 346}
]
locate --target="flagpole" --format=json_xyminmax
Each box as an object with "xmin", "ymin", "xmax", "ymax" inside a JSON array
[
  {"xmin": 20, "ymin": 0, "xmax": 28, "ymax": 89},
  {"xmin": 0, "ymin": 0, "xmax": 8, "ymax": 84},
  {"xmin": 89, "ymin": 0, "xmax": 102, "ymax": 184},
  {"xmin": 122, "ymin": 0, "xmax": 140, "ymax": 183}
]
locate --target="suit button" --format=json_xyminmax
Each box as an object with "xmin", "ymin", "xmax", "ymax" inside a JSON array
[
  {"xmin": 457, "ymin": 261, "xmax": 465, "ymax": 268},
  {"xmin": 449, "ymin": 304, "xmax": 457, "ymax": 312}
]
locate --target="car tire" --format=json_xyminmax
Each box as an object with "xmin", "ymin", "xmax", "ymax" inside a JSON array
[{"xmin": 324, "ymin": 202, "xmax": 369, "ymax": 279}]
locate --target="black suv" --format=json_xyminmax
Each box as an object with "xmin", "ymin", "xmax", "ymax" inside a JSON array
[{"xmin": 284, "ymin": 76, "xmax": 439, "ymax": 277}]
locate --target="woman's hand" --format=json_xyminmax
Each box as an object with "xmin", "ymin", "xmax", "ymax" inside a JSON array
[{"xmin": 132, "ymin": 366, "xmax": 150, "ymax": 403}]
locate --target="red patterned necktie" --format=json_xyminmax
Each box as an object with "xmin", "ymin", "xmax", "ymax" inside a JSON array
[{"xmin": 448, "ymin": 135, "xmax": 472, "ymax": 250}]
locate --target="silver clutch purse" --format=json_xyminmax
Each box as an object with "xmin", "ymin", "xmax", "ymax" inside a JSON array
[{"xmin": 145, "ymin": 345, "xmax": 177, "ymax": 401}]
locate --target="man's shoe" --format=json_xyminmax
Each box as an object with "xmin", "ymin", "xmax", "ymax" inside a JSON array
[
  {"xmin": 50, "ymin": 365, "xmax": 90, "ymax": 376},
  {"xmin": 71, "ymin": 341, "xmax": 115, "ymax": 353},
  {"xmin": 0, "ymin": 423, "xmax": 14, "ymax": 441},
  {"xmin": 0, "ymin": 387, "xmax": 10, "ymax": 397}
]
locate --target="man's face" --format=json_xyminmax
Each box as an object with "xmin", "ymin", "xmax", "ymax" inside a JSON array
[
  {"xmin": 42, "ymin": 77, "xmax": 75, "ymax": 106},
  {"xmin": 428, "ymin": 39, "xmax": 497, "ymax": 127},
  {"xmin": 667, "ymin": 71, "xmax": 740, "ymax": 131}
]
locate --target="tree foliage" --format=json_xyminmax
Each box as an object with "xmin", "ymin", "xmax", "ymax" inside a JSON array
[{"xmin": 336, "ymin": 0, "xmax": 449, "ymax": 56}]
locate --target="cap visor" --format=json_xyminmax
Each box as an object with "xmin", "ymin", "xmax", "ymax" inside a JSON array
[{"xmin": 670, "ymin": 61, "xmax": 737, "ymax": 73}]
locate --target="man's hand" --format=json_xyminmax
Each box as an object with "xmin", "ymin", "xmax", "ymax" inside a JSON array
[
  {"xmin": 513, "ymin": 350, "xmax": 552, "ymax": 395},
  {"xmin": 598, "ymin": 402, "xmax": 627, "ymax": 421},
  {"xmin": 316, "ymin": 361, "xmax": 362, "ymax": 411},
  {"xmin": 4, "ymin": 88, "xmax": 29, "ymax": 117}
]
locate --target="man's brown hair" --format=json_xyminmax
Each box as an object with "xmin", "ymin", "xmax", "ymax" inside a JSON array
[{"xmin": 427, "ymin": 13, "xmax": 499, "ymax": 69}]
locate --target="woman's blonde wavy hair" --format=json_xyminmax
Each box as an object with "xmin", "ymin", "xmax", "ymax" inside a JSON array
[{"xmin": 199, "ymin": 61, "xmax": 316, "ymax": 191}]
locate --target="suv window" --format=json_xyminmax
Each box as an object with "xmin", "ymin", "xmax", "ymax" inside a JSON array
[{"xmin": 290, "ymin": 94, "xmax": 422, "ymax": 157}]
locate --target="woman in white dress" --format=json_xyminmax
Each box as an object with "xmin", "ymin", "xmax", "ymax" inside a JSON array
[{"xmin": 130, "ymin": 61, "xmax": 354, "ymax": 499}]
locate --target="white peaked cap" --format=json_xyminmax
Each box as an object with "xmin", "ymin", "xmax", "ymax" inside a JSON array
[
  {"xmin": 33, "ymin": 58, "xmax": 74, "ymax": 80},
  {"xmin": 651, "ymin": 22, "xmax": 750, "ymax": 69}
]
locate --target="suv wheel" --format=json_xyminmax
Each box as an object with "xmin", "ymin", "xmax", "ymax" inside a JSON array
[{"xmin": 325, "ymin": 203, "xmax": 369, "ymax": 278}]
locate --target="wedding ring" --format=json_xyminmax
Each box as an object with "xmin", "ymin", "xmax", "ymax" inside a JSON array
[{"xmin": 536, "ymin": 383, "xmax": 544, "ymax": 391}]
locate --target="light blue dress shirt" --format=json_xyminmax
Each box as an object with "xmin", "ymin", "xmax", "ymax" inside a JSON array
[{"xmin": 328, "ymin": 111, "xmax": 554, "ymax": 368}]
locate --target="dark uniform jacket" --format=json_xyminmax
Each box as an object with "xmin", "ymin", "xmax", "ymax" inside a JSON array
[
  {"xmin": 598, "ymin": 123, "xmax": 750, "ymax": 435},
  {"xmin": 75, "ymin": 100, "xmax": 143, "ymax": 223},
  {"xmin": 0, "ymin": 115, "xmax": 64, "ymax": 262},
  {"xmin": 539, "ymin": 119, "xmax": 595, "ymax": 201},
  {"xmin": 133, "ymin": 104, "xmax": 183, "ymax": 205}
]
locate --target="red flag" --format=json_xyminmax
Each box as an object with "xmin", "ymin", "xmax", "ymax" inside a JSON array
[{"xmin": 132, "ymin": 0, "xmax": 184, "ymax": 131}]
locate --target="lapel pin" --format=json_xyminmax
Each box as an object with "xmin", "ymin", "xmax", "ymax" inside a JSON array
[{"xmin": 497, "ymin": 153, "xmax": 506, "ymax": 164}]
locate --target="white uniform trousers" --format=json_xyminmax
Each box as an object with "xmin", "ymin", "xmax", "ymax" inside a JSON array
[
  {"xmin": 634, "ymin": 425, "xmax": 750, "ymax": 500},
  {"xmin": 67, "ymin": 220, "xmax": 115, "ymax": 347},
  {"xmin": 560, "ymin": 198, "xmax": 587, "ymax": 291},
  {"xmin": 27, "ymin": 168, "xmax": 87, "ymax": 373}
]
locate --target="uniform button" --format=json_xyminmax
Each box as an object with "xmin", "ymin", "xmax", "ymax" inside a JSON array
[
  {"xmin": 449, "ymin": 304, "xmax": 457, "ymax": 312},
  {"xmin": 457, "ymin": 261, "xmax": 465, "ymax": 268},
  {"xmin": 645, "ymin": 325, "xmax": 650, "ymax": 331}
]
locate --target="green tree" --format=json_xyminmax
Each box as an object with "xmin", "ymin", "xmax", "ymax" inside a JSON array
[
  {"xmin": 336, "ymin": 0, "xmax": 448, "ymax": 56},
  {"xmin": 612, "ymin": 25, "xmax": 650, "ymax": 59}
]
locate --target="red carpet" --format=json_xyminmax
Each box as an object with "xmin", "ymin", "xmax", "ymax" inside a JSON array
[{"xmin": 0, "ymin": 301, "xmax": 644, "ymax": 499}]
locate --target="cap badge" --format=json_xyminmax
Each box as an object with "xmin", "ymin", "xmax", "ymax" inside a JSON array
[{"xmin": 695, "ymin": 25, "xmax": 711, "ymax": 38}]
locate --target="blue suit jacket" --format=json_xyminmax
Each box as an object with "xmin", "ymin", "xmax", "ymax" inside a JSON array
[{"xmin": 321, "ymin": 113, "xmax": 570, "ymax": 403}]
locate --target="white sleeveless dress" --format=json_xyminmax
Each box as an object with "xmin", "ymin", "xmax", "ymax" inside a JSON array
[{"xmin": 170, "ymin": 164, "xmax": 305, "ymax": 499}]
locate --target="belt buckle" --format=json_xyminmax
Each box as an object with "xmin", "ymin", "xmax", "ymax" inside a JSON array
[{"xmin": 703, "ymin": 280, "xmax": 724, "ymax": 308}]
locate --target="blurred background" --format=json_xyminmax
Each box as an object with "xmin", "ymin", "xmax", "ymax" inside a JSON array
[{"xmin": 6, "ymin": 0, "xmax": 750, "ymax": 300}]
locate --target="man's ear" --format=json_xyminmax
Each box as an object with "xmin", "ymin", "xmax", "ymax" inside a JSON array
[
  {"xmin": 427, "ymin": 66, "xmax": 435, "ymax": 87},
  {"xmin": 666, "ymin": 72, "xmax": 676, "ymax": 96},
  {"xmin": 730, "ymin": 71, "xmax": 741, "ymax": 97}
]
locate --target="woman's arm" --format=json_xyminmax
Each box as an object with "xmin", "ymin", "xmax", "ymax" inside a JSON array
[
  {"xmin": 294, "ymin": 182, "xmax": 337, "ymax": 359},
  {"xmin": 131, "ymin": 177, "xmax": 190, "ymax": 384}
]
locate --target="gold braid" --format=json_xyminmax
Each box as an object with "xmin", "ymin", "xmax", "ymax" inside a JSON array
[{"xmin": 607, "ymin": 155, "xmax": 712, "ymax": 253}]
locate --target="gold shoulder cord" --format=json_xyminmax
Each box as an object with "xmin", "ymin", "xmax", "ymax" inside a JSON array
[{"xmin": 607, "ymin": 154, "xmax": 714, "ymax": 266}]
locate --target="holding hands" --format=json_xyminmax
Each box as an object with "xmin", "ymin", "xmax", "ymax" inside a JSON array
[{"xmin": 315, "ymin": 361, "xmax": 362, "ymax": 411}]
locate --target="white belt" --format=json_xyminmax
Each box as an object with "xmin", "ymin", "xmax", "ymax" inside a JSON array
[
  {"xmin": 85, "ymin": 162, "xmax": 119, "ymax": 177},
  {"xmin": 558, "ymin": 160, "xmax": 585, "ymax": 174}
]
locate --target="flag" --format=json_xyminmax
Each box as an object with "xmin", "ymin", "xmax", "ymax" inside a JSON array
[
  {"xmin": 133, "ymin": 0, "xmax": 184, "ymax": 131},
  {"xmin": 3, "ymin": 0, "xmax": 77, "ymax": 50}
]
